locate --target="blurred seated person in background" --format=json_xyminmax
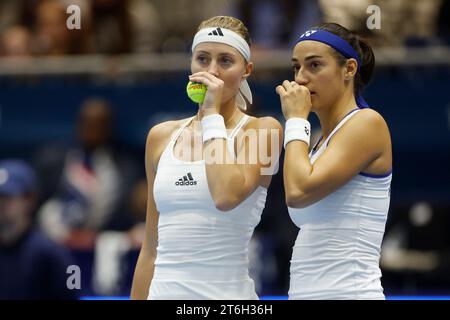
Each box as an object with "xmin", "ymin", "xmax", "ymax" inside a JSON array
[
  {"xmin": 36, "ymin": 98, "xmax": 139, "ymax": 250},
  {"xmin": 31, "ymin": 0, "xmax": 90, "ymax": 55},
  {"xmin": 236, "ymin": 0, "xmax": 322, "ymax": 50},
  {"xmin": 381, "ymin": 201, "xmax": 450, "ymax": 293},
  {"xmin": 0, "ymin": 25, "xmax": 32, "ymax": 57},
  {"xmin": 90, "ymin": 0, "xmax": 131, "ymax": 54},
  {"xmin": 91, "ymin": 178, "xmax": 147, "ymax": 296},
  {"xmin": 124, "ymin": 178, "xmax": 147, "ymax": 249},
  {"xmin": 0, "ymin": 159, "xmax": 78, "ymax": 300}
]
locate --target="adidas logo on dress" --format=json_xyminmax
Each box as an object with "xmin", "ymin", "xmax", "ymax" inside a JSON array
[{"xmin": 175, "ymin": 172, "xmax": 197, "ymax": 186}]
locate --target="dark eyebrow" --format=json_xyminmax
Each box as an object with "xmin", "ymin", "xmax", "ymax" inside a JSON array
[
  {"xmin": 304, "ymin": 55, "xmax": 323, "ymax": 61},
  {"xmin": 291, "ymin": 55, "xmax": 322, "ymax": 63}
]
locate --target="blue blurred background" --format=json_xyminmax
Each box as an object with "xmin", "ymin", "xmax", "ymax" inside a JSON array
[{"xmin": 0, "ymin": 0, "xmax": 449, "ymax": 300}]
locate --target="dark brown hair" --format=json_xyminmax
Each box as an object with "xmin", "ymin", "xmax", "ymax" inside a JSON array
[{"xmin": 313, "ymin": 22, "xmax": 375, "ymax": 96}]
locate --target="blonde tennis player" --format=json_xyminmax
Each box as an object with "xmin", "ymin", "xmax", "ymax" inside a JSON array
[{"xmin": 131, "ymin": 16, "xmax": 282, "ymax": 300}]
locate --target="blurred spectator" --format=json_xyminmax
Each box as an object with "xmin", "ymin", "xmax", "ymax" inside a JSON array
[
  {"xmin": 381, "ymin": 202, "xmax": 450, "ymax": 294},
  {"xmin": 0, "ymin": 159, "xmax": 78, "ymax": 299},
  {"xmin": 151, "ymin": 0, "xmax": 234, "ymax": 52},
  {"xmin": 319, "ymin": 0, "xmax": 371, "ymax": 35},
  {"xmin": 124, "ymin": 178, "xmax": 147, "ymax": 246},
  {"xmin": 19, "ymin": 0, "xmax": 92, "ymax": 55},
  {"xmin": 36, "ymin": 98, "xmax": 139, "ymax": 249},
  {"xmin": 14, "ymin": 0, "xmax": 160, "ymax": 55},
  {"xmin": 0, "ymin": 0, "xmax": 23, "ymax": 32},
  {"xmin": 1, "ymin": 0, "xmax": 448, "ymax": 56},
  {"xmin": 381, "ymin": 0, "xmax": 442, "ymax": 47},
  {"xmin": 90, "ymin": 0, "xmax": 161, "ymax": 54},
  {"xmin": 91, "ymin": 178, "xmax": 147, "ymax": 296},
  {"xmin": 32, "ymin": 0, "xmax": 74, "ymax": 55},
  {"xmin": 320, "ymin": 0, "xmax": 444, "ymax": 47},
  {"xmin": 235, "ymin": 0, "xmax": 322, "ymax": 49},
  {"xmin": 127, "ymin": 0, "xmax": 161, "ymax": 53},
  {"xmin": 0, "ymin": 25, "xmax": 32, "ymax": 57},
  {"xmin": 102, "ymin": 177, "xmax": 147, "ymax": 248},
  {"xmin": 90, "ymin": 0, "xmax": 131, "ymax": 54}
]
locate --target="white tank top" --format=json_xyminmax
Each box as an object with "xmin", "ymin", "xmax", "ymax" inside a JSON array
[
  {"xmin": 149, "ymin": 115, "xmax": 268, "ymax": 300},
  {"xmin": 288, "ymin": 108, "xmax": 392, "ymax": 300}
]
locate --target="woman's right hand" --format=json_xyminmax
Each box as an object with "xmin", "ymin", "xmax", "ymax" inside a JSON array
[
  {"xmin": 276, "ymin": 80, "xmax": 312, "ymax": 120},
  {"xmin": 189, "ymin": 72, "xmax": 224, "ymax": 117}
]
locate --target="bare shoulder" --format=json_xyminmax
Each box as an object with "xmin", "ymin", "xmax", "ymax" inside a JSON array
[
  {"xmin": 145, "ymin": 117, "xmax": 192, "ymax": 170},
  {"xmin": 351, "ymin": 108, "xmax": 389, "ymax": 130},
  {"xmin": 146, "ymin": 118, "xmax": 189, "ymax": 147},
  {"xmin": 333, "ymin": 108, "xmax": 390, "ymax": 148}
]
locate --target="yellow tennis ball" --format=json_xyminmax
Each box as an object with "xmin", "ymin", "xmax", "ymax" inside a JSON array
[{"xmin": 186, "ymin": 81, "xmax": 207, "ymax": 104}]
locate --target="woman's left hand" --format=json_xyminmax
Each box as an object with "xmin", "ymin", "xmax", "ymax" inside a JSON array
[
  {"xmin": 276, "ymin": 80, "xmax": 312, "ymax": 120},
  {"xmin": 189, "ymin": 72, "xmax": 224, "ymax": 117}
]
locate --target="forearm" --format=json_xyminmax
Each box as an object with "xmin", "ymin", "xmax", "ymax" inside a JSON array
[
  {"xmin": 283, "ymin": 141, "xmax": 314, "ymax": 207},
  {"xmin": 204, "ymin": 139, "xmax": 246, "ymax": 210},
  {"xmin": 130, "ymin": 250, "xmax": 156, "ymax": 300}
]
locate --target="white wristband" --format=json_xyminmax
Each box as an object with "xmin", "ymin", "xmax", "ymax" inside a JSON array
[
  {"xmin": 201, "ymin": 114, "xmax": 228, "ymax": 143},
  {"xmin": 284, "ymin": 118, "xmax": 311, "ymax": 148}
]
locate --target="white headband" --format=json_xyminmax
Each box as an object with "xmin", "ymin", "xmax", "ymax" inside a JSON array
[{"xmin": 191, "ymin": 27, "xmax": 252, "ymax": 110}]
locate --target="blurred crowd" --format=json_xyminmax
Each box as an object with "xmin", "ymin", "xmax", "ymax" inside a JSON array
[
  {"xmin": 0, "ymin": 0, "xmax": 450, "ymax": 58},
  {"xmin": 1, "ymin": 97, "xmax": 147, "ymax": 298}
]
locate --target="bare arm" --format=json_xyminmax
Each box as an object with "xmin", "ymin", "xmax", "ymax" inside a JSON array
[
  {"xmin": 284, "ymin": 109, "xmax": 392, "ymax": 208},
  {"xmin": 204, "ymin": 117, "xmax": 283, "ymax": 211},
  {"xmin": 188, "ymin": 72, "xmax": 282, "ymax": 211},
  {"xmin": 130, "ymin": 124, "xmax": 167, "ymax": 300}
]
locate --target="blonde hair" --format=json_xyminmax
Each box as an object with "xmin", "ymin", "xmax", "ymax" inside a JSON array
[{"xmin": 197, "ymin": 16, "xmax": 251, "ymax": 47}]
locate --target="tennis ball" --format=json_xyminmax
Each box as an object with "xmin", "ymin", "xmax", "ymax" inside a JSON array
[{"xmin": 186, "ymin": 81, "xmax": 207, "ymax": 104}]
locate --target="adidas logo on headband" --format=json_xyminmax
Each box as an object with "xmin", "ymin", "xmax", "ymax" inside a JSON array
[
  {"xmin": 300, "ymin": 30, "xmax": 317, "ymax": 38},
  {"xmin": 208, "ymin": 27, "xmax": 224, "ymax": 36}
]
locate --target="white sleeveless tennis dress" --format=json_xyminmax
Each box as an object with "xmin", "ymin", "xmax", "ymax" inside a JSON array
[
  {"xmin": 288, "ymin": 108, "xmax": 392, "ymax": 300},
  {"xmin": 149, "ymin": 115, "xmax": 268, "ymax": 300}
]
